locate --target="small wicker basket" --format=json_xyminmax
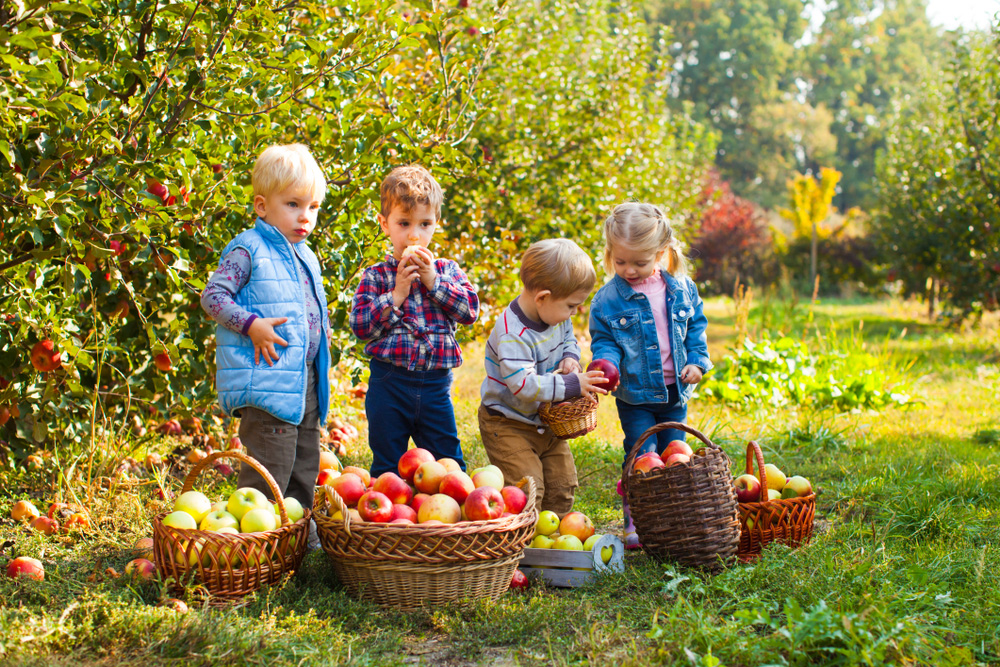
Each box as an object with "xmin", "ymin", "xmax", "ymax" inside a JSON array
[
  {"xmin": 737, "ymin": 441, "xmax": 816, "ymax": 561},
  {"xmin": 152, "ymin": 450, "xmax": 309, "ymax": 603},
  {"xmin": 623, "ymin": 422, "xmax": 741, "ymax": 570},
  {"xmin": 315, "ymin": 477, "xmax": 537, "ymax": 609},
  {"xmin": 538, "ymin": 396, "xmax": 598, "ymax": 439}
]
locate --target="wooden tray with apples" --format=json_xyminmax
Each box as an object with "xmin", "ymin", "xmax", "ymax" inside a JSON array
[
  {"xmin": 733, "ymin": 441, "xmax": 816, "ymax": 561},
  {"xmin": 518, "ymin": 534, "xmax": 625, "ymax": 588}
]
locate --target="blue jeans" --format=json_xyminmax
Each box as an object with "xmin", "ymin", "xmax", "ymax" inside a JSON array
[
  {"xmin": 366, "ymin": 359, "xmax": 465, "ymax": 477},
  {"xmin": 617, "ymin": 382, "xmax": 688, "ymax": 470}
]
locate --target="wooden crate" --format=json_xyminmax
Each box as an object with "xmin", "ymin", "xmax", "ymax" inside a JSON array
[{"xmin": 517, "ymin": 534, "xmax": 625, "ymax": 587}]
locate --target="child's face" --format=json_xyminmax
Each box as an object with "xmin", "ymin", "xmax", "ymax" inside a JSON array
[
  {"xmin": 254, "ymin": 186, "xmax": 322, "ymax": 245},
  {"xmin": 610, "ymin": 243, "xmax": 667, "ymax": 285},
  {"xmin": 378, "ymin": 203, "xmax": 439, "ymax": 260},
  {"xmin": 535, "ymin": 287, "xmax": 591, "ymax": 326}
]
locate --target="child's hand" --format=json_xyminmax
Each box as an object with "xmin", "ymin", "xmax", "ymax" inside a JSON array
[
  {"xmin": 407, "ymin": 246, "xmax": 438, "ymax": 291},
  {"xmin": 558, "ymin": 357, "xmax": 581, "ymax": 374},
  {"xmin": 577, "ymin": 370, "xmax": 610, "ymax": 400},
  {"xmin": 248, "ymin": 317, "xmax": 289, "ymax": 367},
  {"xmin": 392, "ymin": 258, "xmax": 422, "ymax": 307},
  {"xmin": 679, "ymin": 364, "xmax": 703, "ymax": 385}
]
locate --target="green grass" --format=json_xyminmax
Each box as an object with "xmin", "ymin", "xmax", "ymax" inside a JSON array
[{"xmin": 2, "ymin": 296, "xmax": 999, "ymax": 666}]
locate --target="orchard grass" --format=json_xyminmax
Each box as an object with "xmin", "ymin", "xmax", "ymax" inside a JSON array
[{"xmin": 1, "ymin": 297, "xmax": 999, "ymax": 666}]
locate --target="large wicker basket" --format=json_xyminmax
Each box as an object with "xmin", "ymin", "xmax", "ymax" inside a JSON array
[
  {"xmin": 538, "ymin": 396, "xmax": 598, "ymax": 439},
  {"xmin": 152, "ymin": 450, "xmax": 309, "ymax": 603},
  {"xmin": 737, "ymin": 441, "xmax": 816, "ymax": 561},
  {"xmin": 623, "ymin": 422, "xmax": 741, "ymax": 570},
  {"xmin": 314, "ymin": 477, "xmax": 537, "ymax": 609}
]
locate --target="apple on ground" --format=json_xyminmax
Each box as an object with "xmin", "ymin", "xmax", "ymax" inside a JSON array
[
  {"xmin": 241, "ymin": 507, "xmax": 277, "ymax": 533},
  {"xmin": 470, "ymin": 464, "xmax": 504, "ymax": 491},
  {"xmin": 500, "ymin": 486, "xmax": 528, "ymax": 514},
  {"xmin": 552, "ymin": 535, "xmax": 584, "ymax": 551},
  {"xmin": 733, "ymin": 474, "xmax": 762, "ymax": 503},
  {"xmin": 174, "ymin": 490, "xmax": 212, "ymax": 524},
  {"xmin": 663, "ymin": 453, "xmax": 690, "ymax": 467},
  {"xmin": 559, "ymin": 511, "xmax": 594, "ymax": 542},
  {"xmin": 663, "ymin": 440, "xmax": 693, "ymax": 459},
  {"xmin": 534, "ymin": 510, "xmax": 560, "ymax": 537},
  {"xmin": 530, "ymin": 534, "xmax": 555, "ymax": 549},
  {"xmin": 763, "ymin": 463, "xmax": 786, "ymax": 491},
  {"xmin": 357, "ymin": 491, "xmax": 393, "ymax": 522},
  {"xmin": 413, "ymin": 460, "xmax": 448, "ymax": 494},
  {"xmin": 342, "ymin": 466, "xmax": 371, "ymax": 487},
  {"xmin": 317, "ymin": 469, "xmax": 341, "ymax": 486},
  {"xmin": 134, "ymin": 536, "xmax": 155, "ymax": 560},
  {"xmin": 633, "ymin": 452, "xmax": 665, "ymax": 474},
  {"xmin": 373, "ymin": 472, "xmax": 414, "ymax": 505},
  {"xmin": 390, "ymin": 503, "xmax": 418, "ymax": 522},
  {"xmin": 464, "ymin": 486, "xmax": 505, "ymax": 521},
  {"xmin": 438, "ymin": 471, "xmax": 475, "ymax": 504},
  {"xmin": 11, "ymin": 500, "xmax": 39, "ymax": 522},
  {"xmin": 125, "ymin": 558, "xmax": 156, "ymax": 581},
  {"xmin": 398, "ymin": 448, "xmax": 435, "ymax": 483},
  {"xmin": 226, "ymin": 487, "xmax": 270, "ymax": 521},
  {"xmin": 509, "ymin": 569, "xmax": 529, "ymax": 591},
  {"xmin": 29, "ymin": 515, "xmax": 59, "ymax": 535},
  {"xmin": 6, "ymin": 556, "xmax": 44, "ymax": 581},
  {"xmin": 162, "ymin": 598, "xmax": 189, "ymax": 613},
  {"xmin": 586, "ymin": 359, "xmax": 620, "ymax": 392},
  {"xmin": 416, "ymin": 494, "xmax": 461, "ymax": 524},
  {"xmin": 329, "ymin": 473, "xmax": 366, "ymax": 506},
  {"xmin": 781, "ymin": 475, "xmax": 812, "ymax": 499}
]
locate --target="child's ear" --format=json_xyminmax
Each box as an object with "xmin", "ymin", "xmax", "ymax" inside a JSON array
[
  {"xmin": 253, "ymin": 195, "xmax": 267, "ymax": 219},
  {"xmin": 533, "ymin": 289, "xmax": 552, "ymax": 305},
  {"xmin": 377, "ymin": 213, "xmax": 388, "ymax": 234}
]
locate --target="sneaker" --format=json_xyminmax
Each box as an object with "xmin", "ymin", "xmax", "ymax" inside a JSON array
[
  {"xmin": 622, "ymin": 498, "xmax": 641, "ymax": 550},
  {"xmin": 616, "ymin": 478, "xmax": 625, "ymax": 497},
  {"xmin": 307, "ymin": 518, "xmax": 321, "ymax": 552}
]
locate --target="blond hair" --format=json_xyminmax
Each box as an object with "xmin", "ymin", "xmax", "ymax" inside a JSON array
[
  {"xmin": 252, "ymin": 144, "xmax": 326, "ymax": 200},
  {"xmin": 602, "ymin": 202, "xmax": 688, "ymax": 277},
  {"xmin": 520, "ymin": 239, "xmax": 597, "ymax": 299},
  {"xmin": 380, "ymin": 164, "xmax": 444, "ymax": 218}
]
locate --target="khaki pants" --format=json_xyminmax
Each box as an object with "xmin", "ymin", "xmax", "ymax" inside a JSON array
[{"xmin": 477, "ymin": 404, "xmax": 578, "ymax": 516}]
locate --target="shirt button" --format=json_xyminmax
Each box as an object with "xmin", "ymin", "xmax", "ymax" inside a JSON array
[
  {"xmin": 619, "ymin": 318, "xmax": 627, "ymax": 325},
  {"xmin": 678, "ymin": 310, "xmax": 686, "ymax": 317}
]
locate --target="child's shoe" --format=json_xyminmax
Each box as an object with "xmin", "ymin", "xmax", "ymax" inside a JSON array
[
  {"xmin": 307, "ymin": 518, "xmax": 322, "ymax": 552},
  {"xmin": 622, "ymin": 498, "xmax": 641, "ymax": 550}
]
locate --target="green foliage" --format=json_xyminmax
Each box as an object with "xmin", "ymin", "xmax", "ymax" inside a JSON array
[{"xmin": 699, "ymin": 334, "xmax": 914, "ymax": 411}]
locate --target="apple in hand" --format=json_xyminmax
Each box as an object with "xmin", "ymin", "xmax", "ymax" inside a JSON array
[
  {"xmin": 586, "ymin": 359, "xmax": 620, "ymax": 391},
  {"xmin": 781, "ymin": 476, "xmax": 812, "ymax": 498},
  {"xmin": 173, "ymin": 490, "xmax": 212, "ymax": 524},
  {"xmin": 226, "ymin": 487, "xmax": 270, "ymax": 521},
  {"xmin": 764, "ymin": 464, "xmax": 786, "ymax": 491},
  {"xmin": 633, "ymin": 452, "xmax": 665, "ymax": 474},
  {"xmin": 471, "ymin": 464, "xmax": 504, "ymax": 491},
  {"xmin": 398, "ymin": 448, "xmax": 435, "ymax": 483},
  {"xmin": 438, "ymin": 471, "xmax": 475, "ymax": 504},
  {"xmin": 373, "ymin": 472, "xmax": 414, "ymax": 506},
  {"xmin": 414, "ymin": 460, "xmax": 448, "ymax": 494},
  {"xmin": 559, "ymin": 511, "xmax": 594, "ymax": 542},
  {"xmin": 417, "ymin": 494, "xmax": 461, "ymax": 524},
  {"xmin": 6, "ymin": 556, "xmax": 44, "ymax": 581},
  {"xmin": 464, "ymin": 486, "xmax": 505, "ymax": 521},
  {"xmin": 241, "ymin": 507, "xmax": 277, "ymax": 533},
  {"xmin": 733, "ymin": 474, "xmax": 761, "ymax": 503},
  {"xmin": 500, "ymin": 486, "xmax": 528, "ymax": 514},
  {"xmin": 357, "ymin": 491, "xmax": 393, "ymax": 522}
]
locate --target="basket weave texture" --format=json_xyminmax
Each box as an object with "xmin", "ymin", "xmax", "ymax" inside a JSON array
[
  {"xmin": 623, "ymin": 422, "xmax": 741, "ymax": 570},
  {"xmin": 737, "ymin": 441, "xmax": 816, "ymax": 561},
  {"xmin": 538, "ymin": 396, "xmax": 598, "ymax": 439},
  {"xmin": 152, "ymin": 450, "xmax": 309, "ymax": 602},
  {"xmin": 314, "ymin": 477, "xmax": 537, "ymax": 609}
]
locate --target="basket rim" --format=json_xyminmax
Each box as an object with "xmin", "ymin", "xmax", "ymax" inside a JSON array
[
  {"xmin": 182, "ymin": 449, "xmax": 297, "ymax": 527},
  {"xmin": 152, "ymin": 509, "xmax": 311, "ymax": 541}
]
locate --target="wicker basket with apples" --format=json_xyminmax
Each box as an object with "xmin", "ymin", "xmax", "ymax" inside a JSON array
[
  {"xmin": 152, "ymin": 450, "xmax": 309, "ymax": 603},
  {"xmin": 313, "ymin": 450, "xmax": 538, "ymax": 609},
  {"xmin": 733, "ymin": 441, "xmax": 816, "ymax": 561}
]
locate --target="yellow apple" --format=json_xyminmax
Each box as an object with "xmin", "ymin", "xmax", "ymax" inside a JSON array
[
  {"xmin": 241, "ymin": 507, "xmax": 277, "ymax": 533},
  {"xmin": 534, "ymin": 510, "xmax": 560, "ymax": 537},
  {"xmin": 530, "ymin": 534, "xmax": 555, "ymax": 549},
  {"xmin": 173, "ymin": 490, "xmax": 212, "ymax": 524}
]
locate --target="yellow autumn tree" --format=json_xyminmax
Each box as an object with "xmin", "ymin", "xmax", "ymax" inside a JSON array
[{"xmin": 778, "ymin": 167, "xmax": 842, "ymax": 289}]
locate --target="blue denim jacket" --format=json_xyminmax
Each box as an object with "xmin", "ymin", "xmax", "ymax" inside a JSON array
[{"xmin": 589, "ymin": 271, "xmax": 712, "ymax": 407}]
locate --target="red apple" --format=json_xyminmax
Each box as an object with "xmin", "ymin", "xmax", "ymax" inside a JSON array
[
  {"xmin": 500, "ymin": 486, "xmax": 528, "ymax": 514},
  {"xmin": 398, "ymin": 448, "xmax": 435, "ymax": 483},
  {"xmin": 438, "ymin": 471, "xmax": 475, "ymax": 504},
  {"xmin": 330, "ymin": 472, "xmax": 366, "ymax": 506},
  {"xmin": 663, "ymin": 440, "xmax": 693, "ymax": 459},
  {"xmin": 30, "ymin": 340, "xmax": 61, "ymax": 372},
  {"xmin": 153, "ymin": 353, "xmax": 172, "ymax": 372},
  {"xmin": 633, "ymin": 452, "xmax": 665, "ymax": 474},
  {"xmin": 11, "ymin": 500, "xmax": 39, "ymax": 522},
  {"xmin": 390, "ymin": 518, "xmax": 414, "ymax": 525},
  {"xmin": 6, "ymin": 556, "xmax": 44, "ymax": 581},
  {"xmin": 29, "ymin": 516, "xmax": 59, "ymax": 535},
  {"xmin": 664, "ymin": 453, "xmax": 690, "ymax": 467},
  {"xmin": 733, "ymin": 474, "xmax": 761, "ymax": 502},
  {"xmin": 373, "ymin": 472, "xmax": 414, "ymax": 506},
  {"xmin": 464, "ymin": 486, "xmax": 505, "ymax": 521},
  {"xmin": 558, "ymin": 511, "xmax": 594, "ymax": 542},
  {"xmin": 416, "ymin": 494, "xmax": 461, "ymax": 524},
  {"xmin": 357, "ymin": 491, "xmax": 393, "ymax": 522},
  {"xmin": 509, "ymin": 569, "xmax": 529, "ymax": 591},
  {"xmin": 390, "ymin": 503, "xmax": 417, "ymax": 522},
  {"xmin": 316, "ymin": 469, "xmax": 340, "ymax": 486},
  {"xmin": 410, "ymin": 493, "xmax": 431, "ymax": 514},
  {"xmin": 438, "ymin": 458, "xmax": 462, "ymax": 473},
  {"xmin": 586, "ymin": 359, "xmax": 620, "ymax": 392},
  {"xmin": 413, "ymin": 460, "xmax": 447, "ymax": 494},
  {"xmin": 125, "ymin": 558, "xmax": 156, "ymax": 581},
  {"xmin": 342, "ymin": 466, "xmax": 371, "ymax": 487}
]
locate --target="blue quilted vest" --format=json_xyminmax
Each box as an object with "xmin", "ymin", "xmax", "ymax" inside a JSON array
[{"xmin": 214, "ymin": 218, "xmax": 330, "ymax": 426}]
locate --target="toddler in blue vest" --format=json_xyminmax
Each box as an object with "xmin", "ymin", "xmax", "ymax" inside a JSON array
[{"xmin": 201, "ymin": 144, "xmax": 331, "ymax": 521}]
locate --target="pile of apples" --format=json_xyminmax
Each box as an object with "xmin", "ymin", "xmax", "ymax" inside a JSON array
[
  {"xmin": 733, "ymin": 463, "xmax": 812, "ymax": 503},
  {"xmin": 528, "ymin": 510, "xmax": 613, "ymax": 563},
  {"xmin": 11, "ymin": 499, "xmax": 90, "ymax": 534},
  {"xmin": 162, "ymin": 487, "xmax": 306, "ymax": 535},
  {"xmin": 631, "ymin": 440, "xmax": 699, "ymax": 474},
  {"xmin": 322, "ymin": 447, "xmax": 529, "ymax": 525}
]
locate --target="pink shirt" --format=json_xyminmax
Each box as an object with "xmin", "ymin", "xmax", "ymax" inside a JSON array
[{"xmin": 632, "ymin": 272, "xmax": 675, "ymax": 385}]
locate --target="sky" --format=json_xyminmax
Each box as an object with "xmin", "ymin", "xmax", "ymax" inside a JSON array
[{"xmin": 925, "ymin": 0, "xmax": 999, "ymax": 30}]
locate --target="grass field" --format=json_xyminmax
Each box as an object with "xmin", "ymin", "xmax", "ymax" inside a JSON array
[{"xmin": 1, "ymin": 296, "xmax": 998, "ymax": 666}]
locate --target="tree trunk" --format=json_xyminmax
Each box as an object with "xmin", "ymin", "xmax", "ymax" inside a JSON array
[{"xmin": 810, "ymin": 220, "xmax": 818, "ymax": 290}]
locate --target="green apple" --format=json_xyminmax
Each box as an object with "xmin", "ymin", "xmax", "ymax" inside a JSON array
[
  {"xmin": 199, "ymin": 510, "xmax": 239, "ymax": 532},
  {"xmin": 241, "ymin": 507, "xmax": 277, "ymax": 533},
  {"xmin": 162, "ymin": 510, "xmax": 197, "ymax": 531},
  {"xmin": 781, "ymin": 475, "xmax": 812, "ymax": 498},
  {"xmin": 175, "ymin": 537, "xmax": 206, "ymax": 567},
  {"xmin": 583, "ymin": 533, "xmax": 602, "ymax": 551},
  {"xmin": 211, "ymin": 500, "xmax": 228, "ymax": 514},
  {"xmin": 205, "ymin": 526, "xmax": 241, "ymax": 567},
  {"xmin": 227, "ymin": 487, "xmax": 270, "ymax": 521},
  {"xmin": 534, "ymin": 510, "xmax": 560, "ymax": 537},
  {"xmin": 279, "ymin": 497, "xmax": 304, "ymax": 524},
  {"xmin": 173, "ymin": 490, "xmax": 212, "ymax": 524},
  {"xmin": 763, "ymin": 464, "xmax": 786, "ymax": 491},
  {"xmin": 600, "ymin": 545, "xmax": 613, "ymax": 564},
  {"xmin": 530, "ymin": 534, "xmax": 555, "ymax": 549},
  {"xmin": 552, "ymin": 534, "xmax": 584, "ymax": 550},
  {"xmin": 766, "ymin": 488, "xmax": 781, "ymax": 501}
]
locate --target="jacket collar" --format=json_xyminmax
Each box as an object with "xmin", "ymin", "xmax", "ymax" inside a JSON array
[
  {"xmin": 254, "ymin": 218, "xmax": 294, "ymax": 249},
  {"xmin": 510, "ymin": 298, "xmax": 548, "ymax": 332},
  {"xmin": 612, "ymin": 269, "xmax": 678, "ymax": 299}
]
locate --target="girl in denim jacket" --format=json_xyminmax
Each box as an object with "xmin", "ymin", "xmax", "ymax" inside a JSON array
[{"xmin": 588, "ymin": 203, "xmax": 712, "ymax": 547}]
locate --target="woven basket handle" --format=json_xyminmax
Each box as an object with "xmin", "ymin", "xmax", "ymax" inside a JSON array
[
  {"xmin": 744, "ymin": 440, "xmax": 768, "ymax": 494},
  {"xmin": 622, "ymin": 422, "xmax": 716, "ymax": 497},
  {"xmin": 183, "ymin": 449, "xmax": 292, "ymax": 527},
  {"xmin": 515, "ymin": 476, "xmax": 538, "ymax": 512}
]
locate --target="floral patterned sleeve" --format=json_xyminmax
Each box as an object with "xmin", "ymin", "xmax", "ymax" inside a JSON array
[{"xmin": 200, "ymin": 248, "xmax": 257, "ymax": 335}]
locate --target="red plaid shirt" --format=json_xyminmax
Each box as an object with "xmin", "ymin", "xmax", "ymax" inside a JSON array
[{"xmin": 350, "ymin": 256, "xmax": 479, "ymax": 370}]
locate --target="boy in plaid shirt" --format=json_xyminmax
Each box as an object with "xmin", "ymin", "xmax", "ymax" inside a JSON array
[{"xmin": 350, "ymin": 165, "xmax": 479, "ymax": 477}]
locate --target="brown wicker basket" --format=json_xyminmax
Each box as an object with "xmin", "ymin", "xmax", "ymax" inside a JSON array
[
  {"xmin": 623, "ymin": 422, "xmax": 741, "ymax": 570},
  {"xmin": 152, "ymin": 450, "xmax": 309, "ymax": 603},
  {"xmin": 737, "ymin": 441, "xmax": 816, "ymax": 561},
  {"xmin": 538, "ymin": 396, "xmax": 598, "ymax": 439},
  {"xmin": 314, "ymin": 477, "xmax": 537, "ymax": 609}
]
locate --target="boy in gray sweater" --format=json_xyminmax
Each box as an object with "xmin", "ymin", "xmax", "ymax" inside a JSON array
[{"xmin": 478, "ymin": 239, "xmax": 607, "ymax": 514}]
